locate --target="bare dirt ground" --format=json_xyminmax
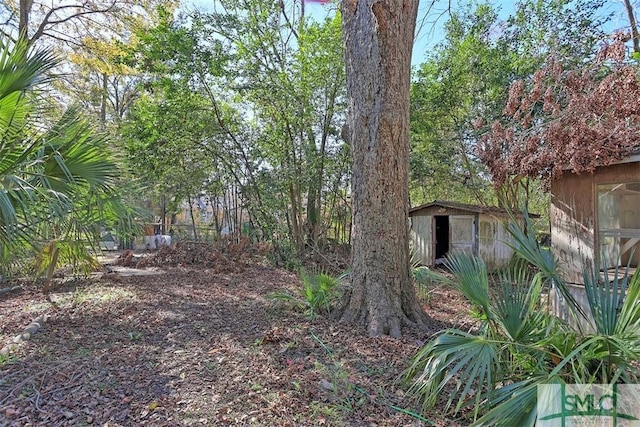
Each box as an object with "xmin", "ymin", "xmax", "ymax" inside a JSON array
[{"xmin": 0, "ymin": 246, "xmax": 472, "ymax": 427}]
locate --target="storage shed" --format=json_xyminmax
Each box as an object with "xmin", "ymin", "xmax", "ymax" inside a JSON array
[
  {"xmin": 551, "ymin": 153, "xmax": 640, "ymax": 285},
  {"xmin": 550, "ymin": 153, "xmax": 640, "ymax": 331},
  {"xmin": 409, "ymin": 200, "xmax": 525, "ymax": 270}
]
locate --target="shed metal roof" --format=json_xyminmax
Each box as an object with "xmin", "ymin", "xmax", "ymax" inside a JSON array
[{"xmin": 409, "ymin": 200, "xmax": 537, "ymax": 217}]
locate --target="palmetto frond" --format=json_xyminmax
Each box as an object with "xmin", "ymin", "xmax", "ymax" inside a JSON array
[
  {"xmin": 444, "ymin": 252, "xmax": 492, "ymax": 319},
  {"xmin": 0, "ymin": 40, "xmax": 59, "ymax": 253},
  {"xmin": 0, "ymin": 39, "xmax": 132, "ymax": 279},
  {"xmin": 405, "ymin": 214, "xmax": 640, "ymax": 424},
  {"xmin": 405, "ymin": 329, "xmax": 501, "ymax": 419},
  {"xmin": 0, "ymin": 40, "xmax": 57, "ymax": 98}
]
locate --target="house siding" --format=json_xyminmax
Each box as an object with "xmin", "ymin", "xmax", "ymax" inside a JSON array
[{"xmin": 551, "ymin": 161, "xmax": 640, "ymax": 284}]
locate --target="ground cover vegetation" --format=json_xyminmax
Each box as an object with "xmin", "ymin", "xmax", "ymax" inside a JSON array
[
  {"xmin": 0, "ymin": 0, "xmax": 639, "ymax": 424},
  {"xmin": 404, "ymin": 216, "xmax": 640, "ymax": 425},
  {"xmin": 1, "ymin": 243, "xmax": 473, "ymax": 426}
]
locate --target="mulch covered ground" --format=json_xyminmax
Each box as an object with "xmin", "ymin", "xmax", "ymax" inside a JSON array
[{"xmin": 0, "ymin": 246, "xmax": 472, "ymax": 426}]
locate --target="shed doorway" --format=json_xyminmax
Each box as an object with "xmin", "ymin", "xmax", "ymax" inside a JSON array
[{"xmin": 434, "ymin": 215, "xmax": 449, "ymax": 263}]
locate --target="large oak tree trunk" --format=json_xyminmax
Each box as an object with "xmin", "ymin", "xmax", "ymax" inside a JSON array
[{"xmin": 340, "ymin": 0, "xmax": 426, "ymax": 337}]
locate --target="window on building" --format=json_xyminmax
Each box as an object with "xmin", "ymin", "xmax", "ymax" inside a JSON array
[{"xmin": 597, "ymin": 182, "xmax": 640, "ymax": 272}]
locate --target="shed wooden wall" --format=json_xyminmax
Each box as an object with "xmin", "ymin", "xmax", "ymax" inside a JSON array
[
  {"xmin": 410, "ymin": 205, "xmax": 474, "ymax": 268},
  {"xmin": 410, "ymin": 208, "xmax": 518, "ymax": 270},
  {"xmin": 410, "ymin": 214, "xmax": 432, "ymax": 266},
  {"xmin": 550, "ymin": 284, "xmax": 596, "ymax": 333},
  {"xmin": 478, "ymin": 214, "xmax": 515, "ymax": 270},
  {"xmin": 551, "ymin": 161, "xmax": 640, "ymax": 284}
]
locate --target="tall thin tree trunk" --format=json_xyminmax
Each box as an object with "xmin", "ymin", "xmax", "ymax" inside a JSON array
[
  {"xmin": 339, "ymin": 0, "xmax": 427, "ymax": 337},
  {"xmin": 19, "ymin": 0, "xmax": 33, "ymax": 41},
  {"xmin": 189, "ymin": 196, "xmax": 198, "ymax": 241},
  {"xmin": 213, "ymin": 195, "xmax": 221, "ymax": 239},
  {"xmin": 100, "ymin": 73, "xmax": 107, "ymax": 129},
  {"xmin": 234, "ymin": 184, "xmax": 240, "ymax": 241},
  {"xmin": 623, "ymin": 0, "xmax": 639, "ymax": 54},
  {"xmin": 289, "ymin": 184, "xmax": 302, "ymax": 249}
]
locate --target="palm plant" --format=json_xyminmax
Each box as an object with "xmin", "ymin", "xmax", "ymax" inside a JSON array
[
  {"xmin": 404, "ymin": 215, "xmax": 640, "ymax": 426},
  {"xmin": 0, "ymin": 40, "xmax": 57, "ymax": 258},
  {"xmin": 269, "ymin": 270, "xmax": 344, "ymax": 319},
  {"xmin": 411, "ymin": 248, "xmax": 439, "ymax": 303},
  {"xmin": 0, "ymin": 39, "xmax": 136, "ymax": 284}
]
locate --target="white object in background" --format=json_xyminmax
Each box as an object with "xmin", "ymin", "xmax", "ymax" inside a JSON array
[
  {"xmin": 99, "ymin": 241, "xmax": 118, "ymax": 251},
  {"xmin": 143, "ymin": 235, "xmax": 156, "ymax": 250},
  {"xmin": 155, "ymin": 235, "xmax": 172, "ymax": 247}
]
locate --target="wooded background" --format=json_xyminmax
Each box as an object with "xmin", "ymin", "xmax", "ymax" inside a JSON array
[{"xmin": 0, "ymin": 0, "xmax": 638, "ymax": 275}]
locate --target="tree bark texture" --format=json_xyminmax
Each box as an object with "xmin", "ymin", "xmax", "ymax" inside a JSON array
[
  {"xmin": 340, "ymin": 0, "xmax": 426, "ymax": 337},
  {"xmin": 19, "ymin": 0, "xmax": 34, "ymax": 40}
]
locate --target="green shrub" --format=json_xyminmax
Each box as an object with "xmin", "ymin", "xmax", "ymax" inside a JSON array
[
  {"xmin": 269, "ymin": 270, "xmax": 343, "ymax": 319},
  {"xmin": 410, "ymin": 249, "xmax": 438, "ymax": 303},
  {"xmin": 302, "ymin": 271, "xmax": 339, "ymax": 317}
]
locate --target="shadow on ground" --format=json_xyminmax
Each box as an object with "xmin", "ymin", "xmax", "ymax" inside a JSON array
[{"xmin": 0, "ymin": 264, "xmax": 469, "ymax": 426}]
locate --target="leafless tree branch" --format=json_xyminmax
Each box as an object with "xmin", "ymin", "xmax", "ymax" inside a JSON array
[{"xmin": 28, "ymin": 1, "xmax": 118, "ymax": 44}]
